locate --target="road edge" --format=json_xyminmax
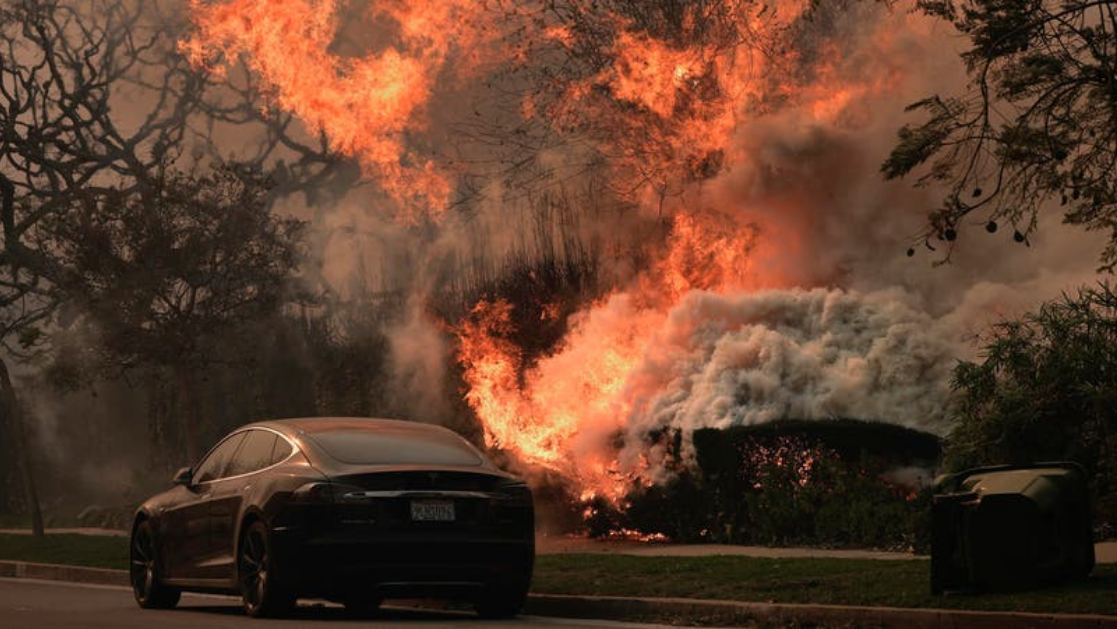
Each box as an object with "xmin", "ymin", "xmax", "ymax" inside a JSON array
[
  {"xmin": 527, "ymin": 593, "xmax": 1117, "ymax": 628},
  {"xmin": 2, "ymin": 560, "xmax": 1117, "ymax": 627},
  {"xmin": 0, "ymin": 560, "xmax": 128, "ymax": 587}
]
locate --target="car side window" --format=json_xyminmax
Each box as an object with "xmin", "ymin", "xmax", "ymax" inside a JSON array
[
  {"xmin": 224, "ymin": 429, "xmax": 279, "ymax": 478},
  {"xmin": 269, "ymin": 436, "xmax": 293, "ymax": 466},
  {"xmin": 192, "ymin": 432, "xmax": 247, "ymax": 484}
]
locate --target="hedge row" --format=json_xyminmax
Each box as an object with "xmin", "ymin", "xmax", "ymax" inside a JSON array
[{"xmin": 585, "ymin": 419, "xmax": 941, "ymax": 551}]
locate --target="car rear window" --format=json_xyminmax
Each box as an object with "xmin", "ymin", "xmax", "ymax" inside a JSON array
[{"xmin": 307, "ymin": 427, "xmax": 484, "ymax": 466}]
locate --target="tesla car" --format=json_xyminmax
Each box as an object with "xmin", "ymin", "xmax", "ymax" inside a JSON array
[{"xmin": 129, "ymin": 417, "xmax": 534, "ymax": 618}]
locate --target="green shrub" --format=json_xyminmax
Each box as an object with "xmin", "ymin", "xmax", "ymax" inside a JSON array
[{"xmin": 948, "ymin": 283, "xmax": 1117, "ymax": 536}]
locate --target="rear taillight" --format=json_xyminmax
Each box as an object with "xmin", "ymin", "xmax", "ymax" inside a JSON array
[{"xmin": 291, "ymin": 482, "xmax": 368, "ymax": 504}]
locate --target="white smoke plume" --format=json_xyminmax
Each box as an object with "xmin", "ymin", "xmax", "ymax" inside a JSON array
[
  {"xmin": 614, "ymin": 287, "xmax": 959, "ymax": 478},
  {"xmin": 636, "ymin": 288, "xmax": 957, "ymax": 430}
]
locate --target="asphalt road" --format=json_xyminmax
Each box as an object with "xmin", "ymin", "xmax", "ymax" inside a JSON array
[{"xmin": 0, "ymin": 578, "xmax": 685, "ymax": 629}]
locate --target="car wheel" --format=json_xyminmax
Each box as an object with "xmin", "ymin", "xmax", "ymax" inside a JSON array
[
  {"xmin": 130, "ymin": 519, "xmax": 181, "ymax": 609},
  {"xmin": 238, "ymin": 520, "xmax": 295, "ymax": 618},
  {"xmin": 474, "ymin": 579, "xmax": 529, "ymax": 619}
]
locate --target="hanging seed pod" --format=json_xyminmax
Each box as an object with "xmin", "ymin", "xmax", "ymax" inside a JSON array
[
  {"xmin": 906, "ymin": 247, "xmax": 915, "ymax": 257},
  {"xmin": 944, "ymin": 228, "xmax": 957, "ymax": 242},
  {"xmin": 986, "ymin": 221, "xmax": 998, "ymax": 233},
  {"xmin": 1014, "ymin": 230, "xmax": 1026, "ymax": 243}
]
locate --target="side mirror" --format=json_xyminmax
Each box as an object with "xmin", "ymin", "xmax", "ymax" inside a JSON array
[{"xmin": 172, "ymin": 467, "xmax": 193, "ymax": 486}]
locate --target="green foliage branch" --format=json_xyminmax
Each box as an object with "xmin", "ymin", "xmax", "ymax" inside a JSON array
[{"xmin": 884, "ymin": 1, "xmax": 1117, "ymax": 267}]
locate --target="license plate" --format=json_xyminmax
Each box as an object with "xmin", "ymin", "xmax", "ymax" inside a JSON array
[{"xmin": 410, "ymin": 499, "xmax": 455, "ymax": 522}]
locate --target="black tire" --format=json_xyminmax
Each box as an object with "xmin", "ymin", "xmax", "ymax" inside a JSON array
[
  {"xmin": 238, "ymin": 520, "xmax": 295, "ymax": 618},
  {"xmin": 474, "ymin": 579, "xmax": 529, "ymax": 619},
  {"xmin": 130, "ymin": 519, "xmax": 181, "ymax": 609}
]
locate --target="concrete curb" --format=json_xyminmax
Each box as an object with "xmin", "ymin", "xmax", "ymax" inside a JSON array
[
  {"xmin": 526, "ymin": 594, "xmax": 1117, "ymax": 628},
  {"xmin": 3, "ymin": 560, "xmax": 1116, "ymax": 627},
  {"xmin": 0, "ymin": 560, "xmax": 128, "ymax": 587}
]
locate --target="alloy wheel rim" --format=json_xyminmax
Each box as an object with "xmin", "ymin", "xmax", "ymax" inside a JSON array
[
  {"xmin": 240, "ymin": 529, "xmax": 267, "ymax": 609},
  {"xmin": 130, "ymin": 527, "xmax": 155, "ymax": 599}
]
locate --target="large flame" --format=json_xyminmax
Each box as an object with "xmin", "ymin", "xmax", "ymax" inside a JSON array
[
  {"xmin": 457, "ymin": 212, "xmax": 769, "ymax": 500},
  {"xmin": 184, "ymin": 2, "xmax": 959, "ymax": 506},
  {"xmin": 451, "ymin": 4, "xmax": 957, "ymax": 503},
  {"xmin": 537, "ymin": 3, "xmax": 799, "ymax": 202},
  {"xmin": 182, "ymin": 0, "xmax": 491, "ymax": 218},
  {"xmin": 183, "ymin": 1, "xmax": 809, "ymax": 213}
]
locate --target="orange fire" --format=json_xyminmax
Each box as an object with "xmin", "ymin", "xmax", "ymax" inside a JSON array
[
  {"xmin": 451, "ymin": 1, "xmax": 928, "ymax": 503},
  {"xmin": 653, "ymin": 212, "xmax": 761, "ymax": 302},
  {"xmin": 182, "ymin": 0, "xmax": 493, "ymax": 219},
  {"xmin": 182, "ymin": 1, "xmax": 805, "ymax": 215},
  {"xmin": 540, "ymin": 6, "xmax": 786, "ymax": 203},
  {"xmin": 182, "ymin": 1, "xmax": 932, "ymax": 508},
  {"xmin": 457, "ymin": 213, "xmax": 766, "ymax": 501},
  {"xmin": 457, "ymin": 296, "xmax": 650, "ymax": 500}
]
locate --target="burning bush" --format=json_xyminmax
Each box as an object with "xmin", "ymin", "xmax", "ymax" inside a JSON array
[{"xmin": 607, "ymin": 420, "xmax": 940, "ymax": 550}]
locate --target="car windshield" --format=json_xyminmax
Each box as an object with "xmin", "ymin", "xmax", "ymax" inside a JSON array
[{"xmin": 307, "ymin": 426, "xmax": 484, "ymax": 466}]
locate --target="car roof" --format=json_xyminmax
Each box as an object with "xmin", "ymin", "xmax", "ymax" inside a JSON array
[
  {"xmin": 237, "ymin": 417, "xmax": 500, "ymax": 473},
  {"xmin": 244, "ymin": 416, "xmax": 463, "ymax": 439}
]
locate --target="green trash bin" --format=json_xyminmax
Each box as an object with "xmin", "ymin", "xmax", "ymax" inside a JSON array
[{"xmin": 931, "ymin": 462, "xmax": 1094, "ymax": 594}]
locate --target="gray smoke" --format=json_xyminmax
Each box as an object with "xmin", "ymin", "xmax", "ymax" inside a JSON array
[{"xmin": 613, "ymin": 287, "xmax": 958, "ymax": 478}]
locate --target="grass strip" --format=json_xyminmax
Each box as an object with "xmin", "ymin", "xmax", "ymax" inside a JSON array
[
  {"xmin": 0, "ymin": 533, "xmax": 128, "ymax": 569},
  {"xmin": 1, "ymin": 534, "xmax": 1115, "ymax": 616},
  {"xmin": 534, "ymin": 554, "xmax": 1117, "ymax": 615}
]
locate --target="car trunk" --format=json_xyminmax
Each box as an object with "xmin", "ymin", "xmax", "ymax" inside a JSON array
[{"xmin": 324, "ymin": 466, "xmax": 533, "ymax": 540}]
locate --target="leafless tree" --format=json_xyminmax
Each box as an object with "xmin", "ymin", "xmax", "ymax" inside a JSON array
[
  {"xmin": 0, "ymin": 0, "xmax": 209, "ymax": 534},
  {"xmin": 0, "ymin": 0, "xmax": 339, "ymax": 530}
]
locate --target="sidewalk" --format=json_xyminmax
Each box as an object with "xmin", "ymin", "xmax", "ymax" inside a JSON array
[
  {"xmin": 536, "ymin": 534, "xmax": 917, "ymax": 560},
  {"xmin": 529, "ymin": 593, "xmax": 1117, "ymax": 628},
  {"xmin": 536, "ymin": 534, "xmax": 1117, "ymax": 564}
]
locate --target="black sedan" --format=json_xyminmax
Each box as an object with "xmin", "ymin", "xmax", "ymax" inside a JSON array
[{"xmin": 129, "ymin": 417, "xmax": 535, "ymax": 618}]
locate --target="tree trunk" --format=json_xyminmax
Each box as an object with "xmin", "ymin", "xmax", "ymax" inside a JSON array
[
  {"xmin": 0, "ymin": 357, "xmax": 44, "ymax": 536},
  {"xmin": 176, "ymin": 365, "xmax": 202, "ymax": 464}
]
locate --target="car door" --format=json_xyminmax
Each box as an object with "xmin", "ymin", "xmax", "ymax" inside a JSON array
[
  {"xmin": 165, "ymin": 431, "xmax": 246, "ymax": 580},
  {"xmin": 205, "ymin": 429, "xmax": 279, "ymax": 581}
]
